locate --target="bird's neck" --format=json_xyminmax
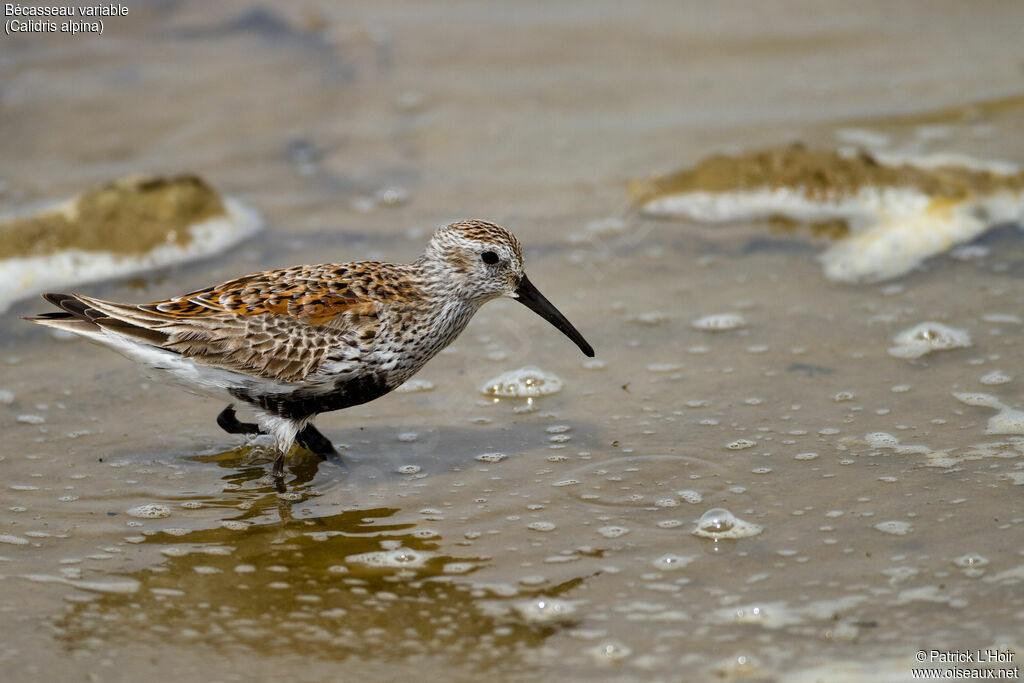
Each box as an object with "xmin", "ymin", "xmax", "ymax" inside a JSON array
[{"xmin": 407, "ymin": 257, "xmax": 483, "ymax": 352}]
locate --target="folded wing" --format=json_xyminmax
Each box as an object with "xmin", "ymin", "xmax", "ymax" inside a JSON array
[{"xmin": 29, "ymin": 264, "xmax": 384, "ymax": 383}]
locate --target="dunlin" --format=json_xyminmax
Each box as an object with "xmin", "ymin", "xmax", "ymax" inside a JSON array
[{"xmin": 28, "ymin": 220, "xmax": 594, "ymax": 479}]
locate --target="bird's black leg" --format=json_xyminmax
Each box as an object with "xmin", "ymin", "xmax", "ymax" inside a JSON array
[
  {"xmin": 271, "ymin": 451, "xmax": 286, "ymax": 492},
  {"xmin": 272, "ymin": 452, "xmax": 285, "ymax": 477},
  {"xmin": 216, "ymin": 405, "xmax": 263, "ymax": 436},
  {"xmin": 296, "ymin": 423, "xmax": 346, "ymax": 467}
]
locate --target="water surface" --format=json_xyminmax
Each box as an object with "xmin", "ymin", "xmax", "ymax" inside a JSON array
[{"xmin": 3, "ymin": 2, "xmax": 1024, "ymax": 680}]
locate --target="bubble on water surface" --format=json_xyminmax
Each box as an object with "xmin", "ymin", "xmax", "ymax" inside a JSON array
[
  {"xmin": 652, "ymin": 553, "xmax": 695, "ymax": 571},
  {"xmin": 692, "ymin": 313, "xmax": 747, "ymax": 332},
  {"xmin": 873, "ymin": 520, "xmax": 913, "ymax": 535},
  {"xmin": 597, "ymin": 526, "xmax": 630, "ymax": 539},
  {"xmin": 126, "ymin": 504, "xmax": 171, "ymax": 519},
  {"xmin": 647, "ymin": 363, "xmax": 682, "ymax": 373},
  {"xmin": 630, "ymin": 311, "xmax": 668, "ymax": 325},
  {"xmin": 480, "ymin": 366, "xmax": 563, "ymax": 398},
  {"xmin": 346, "ymin": 547, "xmax": 434, "ymax": 568},
  {"xmin": 475, "ymin": 452, "xmax": 506, "ymax": 463},
  {"xmin": 953, "ymin": 553, "xmax": 989, "ymax": 569},
  {"xmin": 693, "ymin": 508, "xmax": 762, "ymax": 539},
  {"xmin": 888, "ymin": 322, "xmax": 971, "ymax": 359},
  {"xmin": 16, "ymin": 414, "xmax": 45, "ymax": 425},
  {"xmin": 509, "ymin": 598, "xmax": 581, "ymax": 623},
  {"xmin": 588, "ymin": 639, "xmax": 632, "ymax": 663},
  {"xmin": 677, "ymin": 489, "xmax": 702, "ymax": 504},
  {"xmin": 980, "ymin": 370, "xmax": 1012, "ymax": 386},
  {"xmin": 396, "ymin": 465, "xmax": 421, "ymax": 474},
  {"xmin": 708, "ymin": 601, "xmax": 802, "ymax": 629},
  {"xmin": 866, "ymin": 432, "xmax": 899, "ymax": 448}
]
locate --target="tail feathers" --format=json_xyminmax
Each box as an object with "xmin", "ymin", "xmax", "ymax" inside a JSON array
[
  {"xmin": 74, "ymin": 294, "xmax": 174, "ymax": 326},
  {"xmin": 26, "ymin": 292, "xmax": 170, "ymax": 346}
]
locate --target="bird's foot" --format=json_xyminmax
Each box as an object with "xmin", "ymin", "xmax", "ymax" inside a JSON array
[
  {"xmin": 296, "ymin": 423, "xmax": 348, "ymax": 470},
  {"xmin": 216, "ymin": 405, "xmax": 263, "ymax": 436}
]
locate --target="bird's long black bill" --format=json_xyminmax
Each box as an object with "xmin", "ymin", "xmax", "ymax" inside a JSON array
[{"xmin": 514, "ymin": 276, "xmax": 595, "ymax": 357}]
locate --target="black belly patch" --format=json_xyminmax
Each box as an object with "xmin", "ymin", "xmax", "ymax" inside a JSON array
[{"xmin": 231, "ymin": 374, "xmax": 393, "ymax": 419}]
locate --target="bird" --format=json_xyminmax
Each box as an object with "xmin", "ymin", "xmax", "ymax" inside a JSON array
[{"xmin": 27, "ymin": 220, "xmax": 594, "ymax": 480}]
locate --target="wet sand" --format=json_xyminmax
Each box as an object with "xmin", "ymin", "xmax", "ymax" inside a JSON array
[{"xmin": 3, "ymin": 1, "xmax": 1024, "ymax": 681}]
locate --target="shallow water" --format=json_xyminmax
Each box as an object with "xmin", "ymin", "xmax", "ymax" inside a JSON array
[{"xmin": 3, "ymin": 1, "xmax": 1024, "ymax": 681}]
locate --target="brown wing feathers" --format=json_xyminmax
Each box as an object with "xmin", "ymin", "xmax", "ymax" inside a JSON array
[{"xmin": 28, "ymin": 264, "xmax": 400, "ymax": 382}]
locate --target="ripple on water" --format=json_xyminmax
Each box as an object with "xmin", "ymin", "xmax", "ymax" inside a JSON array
[{"xmin": 562, "ymin": 455, "xmax": 725, "ymax": 508}]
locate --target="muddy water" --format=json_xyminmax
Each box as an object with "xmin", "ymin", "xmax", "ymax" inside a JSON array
[{"xmin": 3, "ymin": 2, "xmax": 1024, "ymax": 681}]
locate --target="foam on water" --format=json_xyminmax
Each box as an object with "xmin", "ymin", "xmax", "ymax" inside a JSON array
[
  {"xmin": 888, "ymin": 322, "xmax": 972, "ymax": 360},
  {"xmin": 480, "ymin": 366, "xmax": 564, "ymax": 398},
  {"xmin": 636, "ymin": 145, "xmax": 1024, "ymax": 283},
  {"xmin": 126, "ymin": 504, "xmax": 172, "ymax": 519},
  {"xmin": 953, "ymin": 393, "xmax": 1024, "ymax": 434},
  {"xmin": 979, "ymin": 370, "xmax": 1012, "ymax": 386},
  {"xmin": 0, "ymin": 533, "xmax": 30, "ymax": 545}
]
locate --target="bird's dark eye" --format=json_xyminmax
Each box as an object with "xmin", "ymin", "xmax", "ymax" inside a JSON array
[{"xmin": 481, "ymin": 251, "xmax": 499, "ymax": 265}]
